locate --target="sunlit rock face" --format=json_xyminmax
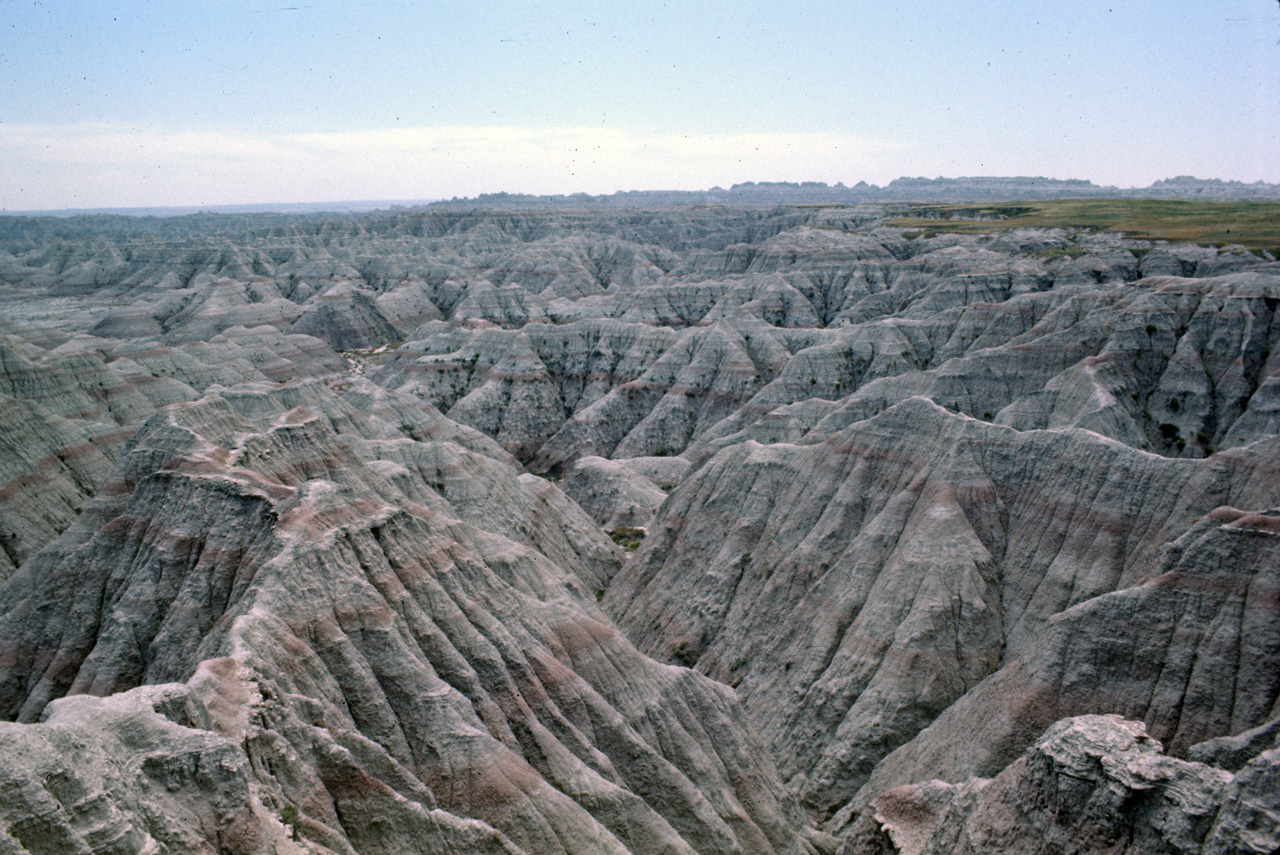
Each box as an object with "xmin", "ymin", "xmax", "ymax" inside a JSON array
[{"xmin": 0, "ymin": 203, "xmax": 1277, "ymax": 854}]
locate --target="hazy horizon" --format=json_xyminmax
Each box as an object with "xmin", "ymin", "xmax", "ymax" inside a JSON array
[
  {"xmin": 10, "ymin": 174, "xmax": 1280, "ymax": 219},
  {"xmin": 3, "ymin": 1, "xmax": 1278, "ymax": 211}
]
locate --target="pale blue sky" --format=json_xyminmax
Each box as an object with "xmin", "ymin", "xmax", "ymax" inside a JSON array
[{"xmin": 2, "ymin": 0, "xmax": 1278, "ymax": 209}]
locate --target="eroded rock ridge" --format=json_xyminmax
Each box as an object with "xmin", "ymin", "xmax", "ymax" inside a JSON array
[{"xmin": 0, "ymin": 202, "xmax": 1276, "ymax": 853}]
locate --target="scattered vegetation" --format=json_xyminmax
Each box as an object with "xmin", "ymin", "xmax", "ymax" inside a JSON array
[
  {"xmin": 886, "ymin": 200, "xmax": 1280, "ymax": 250},
  {"xmin": 608, "ymin": 526, "xmax": 645, "ymax": 552},
  {"xmin": 280, "ymin": 803, "xmax": 300, "ymax": 840},
  {"xmin": 672, "ymin": 640, "xmax": 699, "ymax": 667},
  {"xmin": 1158, "ymin": 422, "xmax": 1187, "ymax": 451}
]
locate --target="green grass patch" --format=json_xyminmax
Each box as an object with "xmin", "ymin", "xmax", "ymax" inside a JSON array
[
  {"xmin": 886, "ymin": 199, "xmax": 1280, "ymax": 250},
  {"xmin": 608, "ymin": 526, "xmax": 645, "ymax": 552}
]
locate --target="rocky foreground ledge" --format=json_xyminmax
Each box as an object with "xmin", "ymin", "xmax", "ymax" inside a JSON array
[
  {"xmin": 0, "ymin": 203, "xmax": 1276, "ymax": 853},
  {"xmin": 839, "ymin": 714, "xmax": 1278, "ymax": 855}
]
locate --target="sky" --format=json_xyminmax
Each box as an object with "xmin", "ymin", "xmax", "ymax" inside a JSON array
[{"xmin": 1, "ymin": 0, "xmax": 1278, "ymax": 210}]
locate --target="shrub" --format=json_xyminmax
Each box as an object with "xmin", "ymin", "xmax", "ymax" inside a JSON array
[
  {"xmin": 672, "ymin": 641, "xmax": 698, "ymax": 667},
  {"xmin": 608, "ymin": 526, "xmax": 645, "ymax": 552},
  {"xmin": 280, "ymin": 804, "xmax": 300, "ymax": 840}
]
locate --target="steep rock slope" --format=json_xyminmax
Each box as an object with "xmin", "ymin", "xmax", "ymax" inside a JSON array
[
  {"xmin": 695, "ymin": 268, "xmax": 1280, "ymax": 462},
  {"xmin": 608, "ymin": 397, "xmax": 1280, "ymax": 816},
  {"xmin": 0, "ymin": 315, "xmax": 343, "ymax": 578},
  {"xmin": 0, "ymin": 381, "xmax": 816, "ymax": 855},
  {"xmin": 373, "ymin": 247, "xmax": 1280, "ymax": 468},
  {"xmin": 0, "ymin": 683, "xmax": 309, "ymax": 855},
  {"xmin": 7, "ymin": 208, "xmax": 1277, "ymax": 467},
  {"xmin": 837, "ymin": 499, "xmax": 1280, "ymax": 825}
]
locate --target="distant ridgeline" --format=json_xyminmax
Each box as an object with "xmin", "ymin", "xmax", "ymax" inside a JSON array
[
  {"xmin": 0, "ymin": 202, "xmax": 426, "ymax": 246},
  {"xmin": 431, "ymin": 176, "xmax": 1280, "ymax": 210},
  {"xmin": 0, "ymin": 209, "xmax": 377, "ymax": 247},
  {"xmin": 2, "ymin": 177, "xmax": 1277, "ymax": 244}
]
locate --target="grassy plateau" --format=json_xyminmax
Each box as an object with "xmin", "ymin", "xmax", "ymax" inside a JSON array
[{"xmin": 886, "ymin": 199, "xmax": 1280, "ymax": 252}]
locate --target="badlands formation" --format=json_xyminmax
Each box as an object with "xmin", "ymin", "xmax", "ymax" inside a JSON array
[{"xmin": 0, "ymin": 200, "xmax": 1276, "ymax": 854}]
